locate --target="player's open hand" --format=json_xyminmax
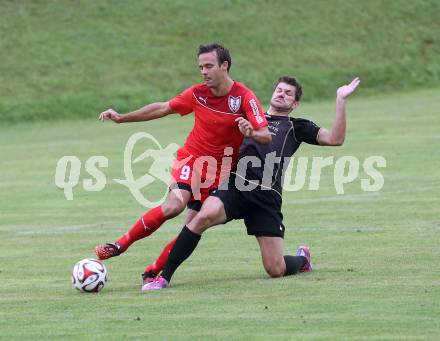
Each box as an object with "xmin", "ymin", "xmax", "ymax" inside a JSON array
[
  {"xmin": 336, "ymin": 77, "xmax": 361, "ymax": 100},
  {"xmin": 98, "ymin": 108, "xmax": 122, "ymax": 123},
  {"xmin": 235, "ymin": 117, "xmax": 253, "ymax": 137}
]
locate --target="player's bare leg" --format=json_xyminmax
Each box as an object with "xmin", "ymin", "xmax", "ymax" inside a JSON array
[
  {"xmin": 187, "ymin": 196, "xmax": 227, "ymax": 233},
  {"xmin": 95, "ymin": 189, "xmax": 192, "ymax": 260},
  {"xmin": 256, "ymin": 237, "xmax": 286, "ymax": 277},
  {"xmin": 257, "ymin": 236, "xmax": 311, "ymax": 277}
]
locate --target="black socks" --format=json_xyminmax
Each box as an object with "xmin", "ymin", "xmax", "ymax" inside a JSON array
[
  {"xmin": 161, "ymin": 226, "xmax": 201, "ymax": 282},
  {"xmin": 283, "ymin": 255, "xmax": 307, "ymax": 276}
]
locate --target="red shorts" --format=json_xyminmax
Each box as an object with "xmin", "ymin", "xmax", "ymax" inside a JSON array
[{"xmin": 170, "ymin": 148, "xmax": 229, "ymax": 209}]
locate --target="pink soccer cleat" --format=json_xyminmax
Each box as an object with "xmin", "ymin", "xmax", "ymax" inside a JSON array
[
  {"xmin": 141, "ymin": 271, "xmax": 158, "ymax": 285},
  {"xmin": 296, "ymin": 245, "xmax": 312, "ymax": 272},
  {"xmin": 141, "ymin": 275, "xmax": 168, "ymax": 291}
]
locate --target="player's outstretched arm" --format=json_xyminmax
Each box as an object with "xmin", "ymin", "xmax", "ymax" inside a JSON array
[
  {"xmin": 98, "ymin": 101, "xmax": 174, "ymax": 124},
  {"xmin": 235, "ymin": 117, "xmax": 272, "ymax": 144},
  {"xmin": 317, "ymin": 77, "xmax": 361, "ymax": 146}
]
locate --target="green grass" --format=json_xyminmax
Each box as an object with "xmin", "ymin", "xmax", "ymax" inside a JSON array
[
  {"xmin": 0, "ymin": 89, "xmax": 439, "ymax": 340},
  {"xmin": 1, "ymin": 0, "xmax": 440, "ymax": 122}
]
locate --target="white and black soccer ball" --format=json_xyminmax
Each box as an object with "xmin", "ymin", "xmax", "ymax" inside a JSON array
[{"xmin": 71, "ymin": 258, "xmax": 107, "ymax": 293}]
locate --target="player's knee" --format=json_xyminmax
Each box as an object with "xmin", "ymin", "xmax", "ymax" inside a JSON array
[
  {"xmin": 266, "ymin": 266, "xmax": 285, "ymax": 278},
  {"xmin": 162, "ymin": 200, "xmax": 185, "ymax": 218},
  {"xmin": 193, "ymin": 205, "xmax": 219, "ymax": 229},
  {"xmin": 194, "ymin": 209, "xmax": 215, "ymax": 227},
  {"xmin": 264, "ymin": 261, "xmax": 285, "ymax": 278}
]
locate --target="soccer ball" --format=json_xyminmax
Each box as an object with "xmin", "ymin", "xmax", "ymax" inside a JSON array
[{"xmin": 71, "ymin": 258, "xmax": 107, "ymax": 293}]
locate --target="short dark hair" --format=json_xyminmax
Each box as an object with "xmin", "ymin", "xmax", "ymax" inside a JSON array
[
  {"xmin": 198, "ymin": 43, "xmax": 232, "ymax": 72},
  {"xmin": 274, "ymin": 76, "xmax": 303, "ymax": 101}
]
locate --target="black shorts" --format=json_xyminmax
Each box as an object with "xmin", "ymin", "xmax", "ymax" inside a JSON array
[
  {"xmin": 187, "ymin": 200, "xmax": 202, "ymax": 211},
  {"xmin": 210, "ymin": 173, "xmax": 285, "ymax": 238}
]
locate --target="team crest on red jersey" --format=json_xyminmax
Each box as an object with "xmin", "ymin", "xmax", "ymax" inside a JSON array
[{"xmin": 228, "ymin": 95, "xmax": 241, "ymax": 113}]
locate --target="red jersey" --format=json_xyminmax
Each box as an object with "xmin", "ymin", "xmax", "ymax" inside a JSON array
[{"xmin": 169, "ymin": 81, "xmax": 267, "ymax": 165}]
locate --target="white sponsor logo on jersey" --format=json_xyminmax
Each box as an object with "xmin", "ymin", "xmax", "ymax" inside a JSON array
[
  {"xmin": 249, "ymin": 98, "xmax": 264, "ymax": 124},
  {"xmin": 228, "ymin": 95, "xmax": 241, "ymax": 113}
]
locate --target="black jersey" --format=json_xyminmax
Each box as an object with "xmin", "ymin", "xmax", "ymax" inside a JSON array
[{"xmin": 235, "ymin": 113, "xmax": 320, "ymax": 197}]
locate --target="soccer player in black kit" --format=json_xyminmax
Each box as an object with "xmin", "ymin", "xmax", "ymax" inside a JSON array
[{"xmin": 143, "ymin": 76, "xmax": 361, "ymax": 291}]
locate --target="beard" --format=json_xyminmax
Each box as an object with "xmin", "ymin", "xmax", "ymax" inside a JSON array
[{"xmin": 270, "ymin": 99, "xmax": 291, "ymax": 111}]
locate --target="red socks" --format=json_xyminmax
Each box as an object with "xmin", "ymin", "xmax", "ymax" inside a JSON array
[
  {"xmin": 145, "ymin": 237, "xmax": 177, "ymax": 274},
  {"xmin": 116, "ymin": 206, "xmax": 166, "ymax": 251}
]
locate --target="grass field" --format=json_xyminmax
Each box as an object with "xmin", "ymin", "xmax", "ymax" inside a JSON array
[
  {"xmin": 1, "ymin": 0, "xmax": 439, "ymax": 122},
  {"xmin": 1, "ymin": 1, "xmax": 439, "ymax": 339},
  {"xmin": 1, "ymin": 88, "xmax": 439, "ymax": 340}
]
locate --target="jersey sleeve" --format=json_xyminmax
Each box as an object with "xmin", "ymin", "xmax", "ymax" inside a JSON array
[
  {"xmin": 169, "ymin": 86, "xmax": 194, "ymax": 116},
  {"xmin": 242, "ymin": 91, "xmax": 268, "ymax": 129},
  {"xmin": 293, "ymin": 118, "xmax": 321, "ymax": 145}
]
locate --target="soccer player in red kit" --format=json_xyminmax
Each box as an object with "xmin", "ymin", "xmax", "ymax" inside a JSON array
[{"xmin": 95, "ymin": 44, "xmax": 271, "ymax": 260}]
